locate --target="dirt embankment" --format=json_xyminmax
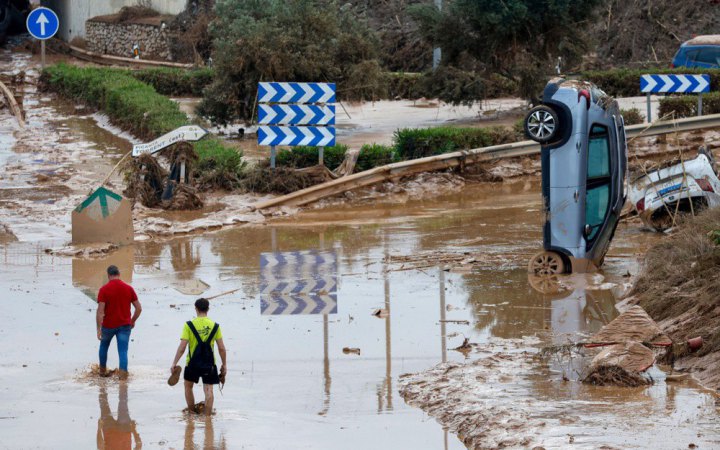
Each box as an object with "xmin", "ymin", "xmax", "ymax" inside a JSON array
[
  {"xmin": 626, "ymin": 207, "xmax": 720, "ymax": 390},
  {"xmin": 588, "ymin": 0, "xmax": 720, "ymax": 67}
]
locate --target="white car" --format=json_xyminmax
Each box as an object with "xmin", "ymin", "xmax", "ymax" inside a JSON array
[{"xmin": 629, "ymin": 148, "xmax": 720, "ymax": 231}]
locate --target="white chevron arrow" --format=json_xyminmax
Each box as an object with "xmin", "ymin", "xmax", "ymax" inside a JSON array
[
  {"xmin": 696, "ymin": 76, "xmax": 710, "ymax": 93},
  {"xmin": 258, "ymin": 127, "xmax": 277, "ymax": 146},
  {"xmin": 319, "ymin": 84, "xmax": 335, "ymax": 103},
  {"xmin": 258, "ymin": 83, "xmax": 277, "ymax": 103},
  {"xmin": 678, "ymin": 76, "xmax": 692, "ymax": 92},
  {"xmin": 658, "ymin": 75, "xmax": 673, "ymax": 93},
  {"xmin": 641, "ymin": 75, "xmax": 657, "ymax": 93}
]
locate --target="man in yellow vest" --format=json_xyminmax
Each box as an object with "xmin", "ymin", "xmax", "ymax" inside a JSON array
[{"xmin": 169, "ymin": 298, "xmax": 227, "ymax": 415}]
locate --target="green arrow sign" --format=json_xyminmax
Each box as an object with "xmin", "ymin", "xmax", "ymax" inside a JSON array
[{"xmin": 75, "ymin": 187, "xmax": 123, "ymax": 220}]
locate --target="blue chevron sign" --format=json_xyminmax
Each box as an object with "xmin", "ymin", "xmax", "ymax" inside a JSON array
[
  {"xmin": 258, "ymin": 82, "xmax": 336, "ymax": 104},
  {"xmin": 261, "ymin": 294, "xmax": 337, "ymax": 315},
  {"xmin": 258, "ymin": 126, "xmax": 335, "ymax": 147},
  {"xmin": 641, "ymin": 74, "xmax": 710, "ymax": 93},
  {"xmin": 258, "ymin": 104, "xmax": 335, "ymax": 125},
  {"xmin": 259, "ymin": 250, "xmax": 338, "ymax": 315}
]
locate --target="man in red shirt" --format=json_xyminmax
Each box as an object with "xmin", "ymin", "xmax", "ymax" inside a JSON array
[{"xmin": 97, "ymin": 265, "xmax": 142, "ymax": 378}]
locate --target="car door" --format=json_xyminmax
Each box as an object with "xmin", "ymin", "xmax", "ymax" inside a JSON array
[{"xmin": 689, "ymin": 47, "xmax": 720, "ymax": 68}]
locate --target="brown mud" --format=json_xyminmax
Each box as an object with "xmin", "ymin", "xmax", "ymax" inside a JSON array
[{"xmin": 627, "ymin": 207, "xmax": 720, "ymax": 390}]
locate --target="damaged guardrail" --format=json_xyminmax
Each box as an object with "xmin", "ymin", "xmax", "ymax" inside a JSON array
[{"xmin": 253, "ymin": 113, "xmax": 720, "ymax": 210}]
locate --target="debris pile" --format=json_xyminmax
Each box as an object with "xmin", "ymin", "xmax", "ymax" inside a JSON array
[
  {"xmin": 627, "ymin": 207, "xmax": 720, "ymax": 390},
  {"xmin": 580, "ymin": 305, "xmax": 670, "ymax": 387}
]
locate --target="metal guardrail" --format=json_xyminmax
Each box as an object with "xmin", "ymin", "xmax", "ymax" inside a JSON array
[{"xmin": 253, "ymin": 113, "xmax": 720, "ymax": 210}]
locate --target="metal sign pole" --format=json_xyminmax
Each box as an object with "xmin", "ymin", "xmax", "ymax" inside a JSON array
[
  {"xmin": 698, "ymin": 94, "xmax": 703, "ymax": 117},
  {"xmin": 270, "ymin": 146, "xmax": 276, "ymax": 169},
  {"xmin": 41, "ymin": 40, "xmax": 46, "ymax": 69},
  {"xmin": 319, "ymin": 147, "xmax": 324, "ymax": 166},
  {"xmin": 646, "ymin": 93, "xmax": 652, "ymax": 123}
]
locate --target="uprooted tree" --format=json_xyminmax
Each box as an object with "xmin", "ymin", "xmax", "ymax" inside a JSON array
[
  {"xmin": 409, "ymin": 0, "xmax": 604, "ymax": 102},
  {"xmin": 198, "ymin": 0, "xmax": 384, "ymax": 124}
]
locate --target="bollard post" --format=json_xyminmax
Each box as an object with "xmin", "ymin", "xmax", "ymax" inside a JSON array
[
  {"xmin": 319, "ymin": 147, "xmax": 324, "ymax": 166},
  {"xmin": 646, "ymin": 93, "xmax": 652, "ymax": 123},
  {"xmin": 698, "ymin": 94, "xmax": 703, "ymax": 117},
  {"xmin": 270, "ymin": 146, "xmax": 276, "ymax": 169}
]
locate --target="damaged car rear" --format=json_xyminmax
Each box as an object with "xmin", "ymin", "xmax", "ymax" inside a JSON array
[{"xmin": 629, "ymin": 148, "xmax": 720, "ymax": 231}]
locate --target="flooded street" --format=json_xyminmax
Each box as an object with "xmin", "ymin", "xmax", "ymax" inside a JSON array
[
  {"xmin": 2, "ymin": 48, "xmax": 720, "ymax": 450},
  {"xmin": 3, "ymin": 177, "xmax": 720, "ymax": 448}
]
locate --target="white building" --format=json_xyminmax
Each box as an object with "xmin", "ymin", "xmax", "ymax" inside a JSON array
[{"xmin": 42, "ymin": 0, "xmax": 186, "ymax": 42}]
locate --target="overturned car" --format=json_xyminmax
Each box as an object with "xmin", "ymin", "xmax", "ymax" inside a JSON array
[
  {"xmin": 525, "ymin": 78, "xmax": 628, "ymax": 274},
  {"xmin": 629, "ymin": 148, "xmax": 720, "ymax": 231}
]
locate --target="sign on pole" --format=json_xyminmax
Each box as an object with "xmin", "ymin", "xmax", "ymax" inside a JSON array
[
  {"xmin": 132, "ymin": 125, "xmax": 208, "ymax": 156},
  {"xmin": 259, "ymin": 250, "xmax": 338, "ymax": 315},
  {"xmin": 641, "ymin": 74, "xmax": 711, "ymax": 122},
  {"xmin": 26, "ymin": 7, "xmax": 60, "ymax": 69},
  {"xmin": 257, "ymin": 82, "xmax": 336, "ymax": 168}
]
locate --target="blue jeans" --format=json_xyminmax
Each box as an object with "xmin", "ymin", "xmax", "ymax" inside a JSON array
[{"xmin": 99, "ymin": 325, "xmax": 132, "ymax": 371}]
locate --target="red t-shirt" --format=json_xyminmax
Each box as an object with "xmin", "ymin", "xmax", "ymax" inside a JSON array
[{"xmin": 98, "ymin": 279, "xmax": 138, "ymax": 329}]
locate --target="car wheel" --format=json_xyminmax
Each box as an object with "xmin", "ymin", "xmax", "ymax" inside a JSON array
[
  {"xmin": 524, "ymin": 106, "xmax": 559, "ymax": 143},
  {"xmin": 527, "ymin": 251, "xmax": 566, "ymax": 275}
]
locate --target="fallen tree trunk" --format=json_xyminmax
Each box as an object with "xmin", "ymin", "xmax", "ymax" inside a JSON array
[{"xmin": 0, "ymin": 80, "xmax": 25, "ymax": 128}]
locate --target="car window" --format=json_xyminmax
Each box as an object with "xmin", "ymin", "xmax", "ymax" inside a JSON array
[
  {"xmin": 586, "ymin": 184, "xmax": 609, "ymax": 240},
  {"xmin": 693, "ymin": 47, "xmax": 720, "ymax": 65},
  {"xmin": 587, "ymin": 125, "xmax": 610, "ymax": 179}
]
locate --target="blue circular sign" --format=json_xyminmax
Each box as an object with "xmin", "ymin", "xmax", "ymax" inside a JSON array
[{"xmin": 26, "ymin": 7, "xmax": 60, "ymax": 40}]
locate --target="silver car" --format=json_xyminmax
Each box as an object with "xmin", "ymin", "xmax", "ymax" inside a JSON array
[{"xmin": 525, "ymin": 78, "xmax": 628, "ymax": 274}]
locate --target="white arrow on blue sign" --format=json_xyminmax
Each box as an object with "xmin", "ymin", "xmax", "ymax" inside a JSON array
[
  {"xmin": 26, "ymin": 7, "xmax": 60, "ymax": 40},
  {"xmin": 258, "ymin": 126, "xmax": 335, "ymax": 147},
  {"xmin": 641, "ymin": 74, "xmax": 710, "ymax": 93},
  {"xmin": 261, "ymin": 293, "xmax": 338, "ymax": 315},
  {"xmin": 258, "ymin": 82, "xmax": 336, "ymax": 104},
  {"xmin": 258, "ymin": 104, "xmax": 335, "ymax": 125}
]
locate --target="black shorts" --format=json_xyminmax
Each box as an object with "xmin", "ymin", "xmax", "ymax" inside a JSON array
[{"xmin": 184, "ymin": 365, "xmax": 220, "ymax": 385}]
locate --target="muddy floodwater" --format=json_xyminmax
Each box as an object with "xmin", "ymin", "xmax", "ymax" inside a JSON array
[
  {"xmin": 2, "ymin": 49, "xmax": 720, "ymax": 450},
  {"xmin": 3, "ymin": 180, "xmax": 720, "ymax": 449}
]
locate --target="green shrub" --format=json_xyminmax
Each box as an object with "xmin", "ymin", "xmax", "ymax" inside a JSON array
[
  {"xmin": 658, "ymin": 92, "xmax": 720, "ymax": 118},
  {"xmin": 275, "ymin": 145, "xmax": 348, "ymax": 170},
  {"xmin": 620, "ymin": 108, "xmax": 644, "ymax": 125},
  {"xmin": 41, "ymin": 64, "xmax": 243, "ymax": 190},
  {"xmin": 41, "ymin": 63, "xmax": 187, "ymax": 140},
  {"xmin": 582, "ymin": 68, "xmax": 720, "ymax": 98},
  {"xmin": 241, "ymin": 165, "xmax": 320, "ymax": 194},
  {"xmin": 194, "ymin": 140, "xmax": 246, "ymax": 189},
  {"xmin": 394, "ymin": 126, "xmax": 516, "ymax": 160},
  {"xmin": 131, "ymin": 67, "xmax": 214, "ymax": 97},
  {"xmin": 356, "ymin": 144, "xmax": 397, "ymax": 172}
]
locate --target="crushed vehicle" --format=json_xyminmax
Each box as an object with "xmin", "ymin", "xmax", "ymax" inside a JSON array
[
  {"xmin": 629, "ymin": 148, "xmax": 720, "ymax": 231},
  {"xmin": 524, "ymin": 78, "xmax": 628, "ymax": 274},
  {"xmin": 671, "ymin": 35, "xmax": 720, "ymax": 69}
]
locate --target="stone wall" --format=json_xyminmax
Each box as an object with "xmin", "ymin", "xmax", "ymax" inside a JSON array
[{"xmin": 85, "ymin": 18, "xmax": 173, "ymax": 60}]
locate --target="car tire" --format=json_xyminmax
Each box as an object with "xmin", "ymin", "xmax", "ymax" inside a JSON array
[
  {"xmin": 524, "ymin": 105, "xmax": 559, "ymax": 143},
  {"xmin": 527, "ymin": 251, "xmax": 566, "ymax": 275}
]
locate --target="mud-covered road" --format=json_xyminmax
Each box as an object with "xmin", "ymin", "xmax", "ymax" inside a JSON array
[{"xmin": 2, "ymin": 49, "xmax": 720, "ymax": 450}]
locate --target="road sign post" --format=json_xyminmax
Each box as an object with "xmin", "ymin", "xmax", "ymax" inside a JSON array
[
  {"xmin": 257, "ymin": 82, "xmax": 336, "ymax": 169},
  {"xmin": 641, "ymin": 74, "xmax": 711, "ymax": 123},
  {"xmin": 26, "ymin": 7, "xmax": 60, "ymax": 69}
]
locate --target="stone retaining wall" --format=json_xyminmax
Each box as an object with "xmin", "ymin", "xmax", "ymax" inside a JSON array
[{"xmin": 85, "ymin": 19, "xmax": 173, "ymax": 61}]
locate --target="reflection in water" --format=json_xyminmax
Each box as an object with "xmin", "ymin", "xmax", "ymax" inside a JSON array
[
  {"xmin": 73, "ymin": 245, "xmax": 134, "ymax": 301},
  {"xmin": 97, "ymin": 383, "xmax": 141, "ymax": 450},
  {"xmin": 183, "ymin": 416, "xmax": 227, "ymax": 450},
  {"xmin": 170, "ymin": 239, "xmax": 201, "ymax": 280},
  {"xmin": 376, "ymin": 250, "xmax": 392, "ymax": 412}
]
